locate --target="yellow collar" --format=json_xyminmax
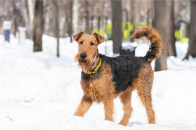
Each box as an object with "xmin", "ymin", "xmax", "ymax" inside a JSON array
[{"xmin": 84, "ymin": 58, "xmax": 102, "ymax": 74}]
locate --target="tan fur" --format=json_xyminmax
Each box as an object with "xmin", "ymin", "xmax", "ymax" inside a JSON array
[
  {"xmin": 131, "ymin": 27, "xmax": 162, "ymax": 63},
  {"xmin": 118, "ymin": 86, "xmax": 135, "ymax": 125},
  {"xmin": 117, "ymin": 64, "xmax": 155, "ymax": 125},
  {"xmin": 134, "ymin": 64, "xmax": 155, "ymax": 124},
  {"xmin": 74, "ymin": 61, "xmax": 115, "ymax": 121},
  {"xmin": 73, "ymin": 33, "xmax": 102, "ymax": 72}
]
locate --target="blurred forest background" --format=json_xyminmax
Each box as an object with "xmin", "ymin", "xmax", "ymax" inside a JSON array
[{"xmin": 0, "ymin": 0, "xmax": 196, "ymax": 71}]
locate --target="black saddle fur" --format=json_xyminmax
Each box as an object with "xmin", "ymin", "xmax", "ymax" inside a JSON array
[{"xmin": 82, "ymin": 54, "xmax": 149, "ymax": 93}]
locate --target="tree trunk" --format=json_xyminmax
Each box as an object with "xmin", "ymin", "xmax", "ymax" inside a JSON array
[
  {"xmin": 68, "ymin": 0, "xmax": 73, "ymax": 43},
  {"xmin": 53, "ymin": 1, "xmax": 60, "ymax": 57},
  {"xmin": 22, "ymin": 0, "xmax": 31, "ymax": 39},
  {"xmin": 167, "ymin": 0, "xmax": 177, "ymax": 57},
  {"xmin": 111, "ymin": 0, "xmax": 122, "ymax": 54},
  {"xmin": 12, "ymin": 1, "xmax": 17, "ymax": 36},
  {"xmin": 153, "ymin": 0, "xmax": 168, "ymax": 71},
  {"xmin": 44, "ymin": 0, "xmax": 50, "ymax": 36},
  {"xmin": 52, "ymin": 1, "xmax": 56, "ymax": 37},
  {"xmin": 146, "ymin": 1, "xmax": 151, "ymax": 26},
  {"xmin": 91, "ymin": 0, "xmax": 95, "ymax": 33},
  {"xmin": 99, "ymin": 1, "xmax": 104, "ymax": 31},
  {"xmin": 0, "ymin": 0, "xmax": 5, "ymax": 27},
  {"xmin": 130, "ymin": 0, "xmax": 134, "ymax": 23},
  {"xmin": 85, "ymin": 0, "xmax": 90, "ymax": 34},
  {"xmin": 73, "ymin": 0, "xmax": 78, "ymax": 34},
  {"xmin": 33, "ymin": 0, "xmax": 43, "ymax": 52},
  {"xmin": 28, "ymin": 0, "xmax": 35, "ymax": 39},
  {"xmin": 147, "ymin": 9, "xmax": 150, "ymax": 26},
  {"xmin": 184, "ymin": 1, "xmax": 196, "ymax": 59},
  {"xmin": 134, "ymin": 1, "xmax": 141, "ymax": 23},
  {"xmin": 3, "ymin": 0, "xmax": 8, "ymax": 20},
  {"xmin": 63, "ymin": 1, "xmax": 68, "ymax": 37}
]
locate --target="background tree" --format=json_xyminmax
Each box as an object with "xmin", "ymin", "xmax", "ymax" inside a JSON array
[
  {"xmin": 22, "ymin": 0, "xmax": 31, "ymax": 39},
  {"xmin": 153, "ymin": 0, "xmax": 169, "ymax": 71},
  {"xmin": 33, "ymin": 0, "xmax": 43, "ymax": 52},
  {"xmin": 12, "ymin": 1, "xmax": 17, "ymax": 36},
  {"xmin": 84, "ymin": 0, "xmax": 90, "ymax": 34},
  {"xmin": 63, "ymin": 1, "xmax": 69, "ymax": 37},
  {"xmin": 111, "ymin": 0, "xmax": 122, "ymax": 54},
  {"xmin": 167, "ymin": 0, "xmax": 177, "ymax": 57},
  {"xmin": 184, "ymin": 1, "xmax": 196, "ymax": 59},
  {"xmin": 68, "ymin": 0, "xmax": 73, "ymax": 43},
  {"xmin": 3, "ymin": 0, "xmax": 8, "ymax": 20},
  {"xmin": 99, "ymin": 1, "xmax": 105, "ymax": 31},
  {"xmin": 52, "ymin": 1, "xmax": 56, "ymax": 37},
  {"xmin": 129, "ymin": 0, "xmax": 135, "ymax": 24},
  {"xmin": 73, "ymin": 0, "xmax": 78, "ymax": 36},
  {"xmin": 28, "ymin": 0, "xmax": 35, "ymax": 39},
  {"xmin": 53, "ymin": 1, "xmax": 60, "ymax": 57}
]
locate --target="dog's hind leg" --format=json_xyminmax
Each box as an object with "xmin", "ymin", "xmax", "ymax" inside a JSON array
[
  {"xmin": 137, "ymin": 68, "xmax": 155, "ymax": 124},
  {"xmin": 137, "ymin": 86, "xmax": 155, "ymax": 124},
  {"xmin": 74, "ymin": 95, "xmax": 93, "ymax": 117},
  {"xmin": 119, "ymin": 86, "xmax": 135, "ymax": 126}
]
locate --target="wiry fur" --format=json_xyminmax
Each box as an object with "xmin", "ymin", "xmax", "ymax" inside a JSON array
[
  {"xmin": 102, "ymin": 55, "xmax": 147, "ymax": 93},
  {"xmin": 73, "ymin": 33, "xmax": 101, "ymax": 72},
  {"xmin": 74, "ymin": 53, "xmax": 94, "ymax": 72},
  {"xmin": 131, "ymin": 27, "xmax": 162, "ymax": 63},
  {"xmin": 73, "ymin": 27, "xmax": 162, "ymax": 126}
]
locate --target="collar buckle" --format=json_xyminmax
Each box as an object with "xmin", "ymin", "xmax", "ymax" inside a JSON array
[{"xmin": 84, "ymin": 58, "xmax": 102, "ymax": 75}]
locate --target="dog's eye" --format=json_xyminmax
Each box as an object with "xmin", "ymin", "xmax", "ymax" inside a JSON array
[
  {"xmin": 80, "ymin": 41, "xmax": 83, "ymax": 44},
  {"xmin": 91, "ymin": 42, "xmax": 95, "ymax": 46}
]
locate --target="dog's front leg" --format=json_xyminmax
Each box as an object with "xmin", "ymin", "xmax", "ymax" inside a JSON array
[
  {"xmin": 103, "ymin": 98, "xmax": 114, "ymax": 122},
  {"xmin": 74, "ymin": 95, "xmax": 93, "ymax": 117}
]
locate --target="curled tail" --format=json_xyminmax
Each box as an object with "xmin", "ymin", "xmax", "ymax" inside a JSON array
[{"xmin": 131, "ymin": 27, "xmax": 162, "ymax": 63}]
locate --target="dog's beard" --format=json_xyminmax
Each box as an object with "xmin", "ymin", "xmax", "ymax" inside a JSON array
[{"xmin": 74, "ymin": 54, "xmax": 94, "ymax": 72}]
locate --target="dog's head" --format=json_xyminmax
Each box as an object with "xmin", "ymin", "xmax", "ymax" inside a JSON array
[{"xmin": 73, "ymin": 32, "xmax": 105, "ymax": 72}]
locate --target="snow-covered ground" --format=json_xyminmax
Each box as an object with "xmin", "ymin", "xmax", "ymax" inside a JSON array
[{"xmin": 0, "ymin": 35, "xmax": 196, "ymax": 130}]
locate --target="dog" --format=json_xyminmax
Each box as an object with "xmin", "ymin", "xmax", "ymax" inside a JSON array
[{"xmin": 72, "ymin": 27, "xmax": 162, "ymax": 126}]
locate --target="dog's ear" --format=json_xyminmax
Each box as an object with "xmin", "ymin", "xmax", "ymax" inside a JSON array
[
  {"xmin": 93, "ymin": 32, "xmax": 105, "ymax": 44},
  {"xmin": 72, "ymin": 31, "xmax": 84, "ymax": 41}
]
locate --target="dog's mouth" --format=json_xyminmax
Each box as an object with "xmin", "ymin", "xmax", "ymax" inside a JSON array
[
  {"xmin": 80, "ymin": 59, "xmax": 87, "ymax": 62},
  {"xmin": 79, "ymin": 59, "xmax": 96, "ymax": 67},
  {"xmin": 77, "ymin": 58, "xmax": 92, "ymax": 71},
  {"xmin": 75, "ymin": 54, "xmax": 97, "ymax": 72}
]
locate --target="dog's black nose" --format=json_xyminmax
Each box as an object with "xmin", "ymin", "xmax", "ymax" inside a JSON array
[{"xmin": 80, "ymin": 53, "xmax": 87, "ymax": 59}]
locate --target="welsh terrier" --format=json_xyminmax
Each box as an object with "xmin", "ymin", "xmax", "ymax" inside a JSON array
[{"xmin": 73, "ymin": 27, "xmax": 162, "ymax": 126}]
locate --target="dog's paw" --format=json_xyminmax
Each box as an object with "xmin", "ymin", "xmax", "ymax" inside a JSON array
[
  {"xmin": 74, "ymin": 112, "xmax": 84, "ymax": 117},
  {"xmin": 104, "ymin": 118, "xmax": 114, "ymax": 122},
  {"xmin": 119, "ymin": 120, "xmax": 128, "ymax": 126}
]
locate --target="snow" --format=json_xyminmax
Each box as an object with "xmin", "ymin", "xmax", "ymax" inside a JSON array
[{"xmin": 0, "ymin": 35, "xmax": 196, "ymax": 130}]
